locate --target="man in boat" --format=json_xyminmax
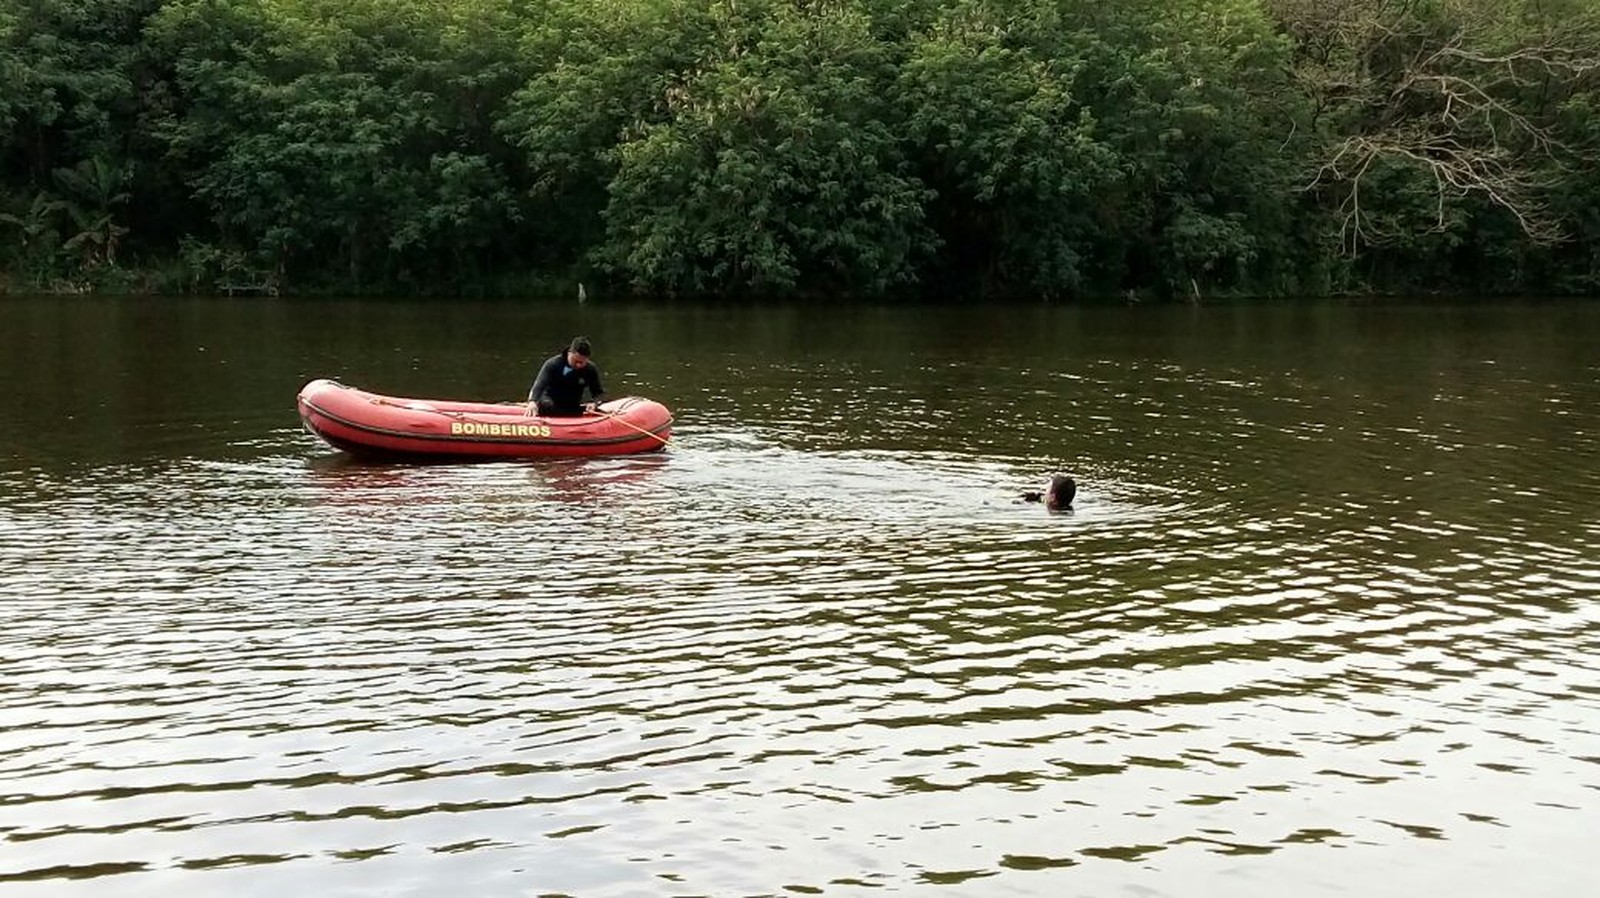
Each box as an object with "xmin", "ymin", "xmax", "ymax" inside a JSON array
[
  {"xmin": 527, "ymin": 336, "xmax": 606, "ymax": 417},
  {"xmin": 1021, "ymin": 474, "xmax": 1076, "ymax": 511}
]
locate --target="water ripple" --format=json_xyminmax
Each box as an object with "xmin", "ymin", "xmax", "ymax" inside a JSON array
[{"xmin": 3, "ymin": 308, "xmax": 1599, "ymax": 896}]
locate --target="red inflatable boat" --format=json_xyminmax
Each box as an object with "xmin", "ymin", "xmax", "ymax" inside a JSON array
[{"xmin": 297, "ymin": 379, "xmax": 672, "ymax": 459}]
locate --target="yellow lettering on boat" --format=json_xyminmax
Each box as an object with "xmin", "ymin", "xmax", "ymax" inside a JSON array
[{"xmin": 446, "ymin": 421, "xmax": 552, "ymax": 438}]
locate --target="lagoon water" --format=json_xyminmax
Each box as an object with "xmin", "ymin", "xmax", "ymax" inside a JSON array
[{"xmin": 0, "ymin": 296, "xmax": 1596, "ymax": 897}]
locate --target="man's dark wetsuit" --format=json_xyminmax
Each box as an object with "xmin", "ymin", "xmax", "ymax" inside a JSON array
[{"xmin": 527, "ymin": 353, "xmax": 604, "ymax": 416}]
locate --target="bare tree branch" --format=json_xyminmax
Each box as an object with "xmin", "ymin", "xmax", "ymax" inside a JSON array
[{"xmin": 1269, "ymin": 0, "xmax": 1600, "ymax": 253}]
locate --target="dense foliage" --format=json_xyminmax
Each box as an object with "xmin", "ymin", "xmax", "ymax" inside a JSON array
[{"xmin": 2, "ymin": 0, "xmax": 1597, "ymax": 298}]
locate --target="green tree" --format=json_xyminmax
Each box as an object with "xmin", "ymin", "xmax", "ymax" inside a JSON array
[
  {"xmin": 54, "ymin": 155, "xmax": 130, "ymax": 268},
  {"xmin": 1059, "ymin": 0, "xmax": 1308, "ymax": 297},
  {"xmin": 594, "ymin": 0, "xmax": 933, "ymax": 295},
  {"xmin": 0, "ymin": 192, "xmax": 68, "ymax": 283},
  {"xmin": 897, "ymin": 0, "xmax": 1117, "ymax": 297},
  {"xmin": 0, "ymin": 0, "xmax": 171, "ymax": 285},
  {"xmin": 152, "ymin": 0, "xmax": 529, "ymax": 291},
  {"xmin": 499, "ymin": 0, "xmax": 725, "ymax": 282},
  {"xmin": 1270, "ymin": 0, "xmax": 1600, "ymax": 291},
  {"xmin": 5, "ymin": 0, "xmax": 1598, "ymax": 298}
]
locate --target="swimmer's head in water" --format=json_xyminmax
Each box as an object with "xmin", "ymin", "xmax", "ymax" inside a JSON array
[
  {"xmin": 1022, "ymin": 474, "xmax": 1076, "ymax": 510},
  {"xmin": 1045, "ymin": 475, "xmax": 1076, "ymax": 510}
]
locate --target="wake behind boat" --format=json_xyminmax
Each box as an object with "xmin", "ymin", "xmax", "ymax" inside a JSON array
[{"xmin": 297, "ymin": 379, "xmax": 672, "ymax": 459}]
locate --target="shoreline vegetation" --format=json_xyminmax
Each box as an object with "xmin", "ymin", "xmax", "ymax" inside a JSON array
[{"xmin": 3, "ymin": 0, "xmax": 1599, "ymax": 301}]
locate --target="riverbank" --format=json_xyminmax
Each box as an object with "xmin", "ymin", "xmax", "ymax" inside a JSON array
[{"xmin": 5, "ymin": 268, "xmax": 1597, "ymax": 303}]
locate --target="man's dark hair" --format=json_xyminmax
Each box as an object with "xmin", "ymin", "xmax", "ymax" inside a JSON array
[
  {"xmin": 1047, "ymin": 475, "xmax": 1076, "ymax": 508},
  {"xmin": 569, "ymin": 336, "xmax": 592, "ymax": 357}
]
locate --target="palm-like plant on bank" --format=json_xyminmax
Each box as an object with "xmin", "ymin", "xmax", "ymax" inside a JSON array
[{"xmin": 54, "ymin": 156, "xmax": 131, "ymax": 269}]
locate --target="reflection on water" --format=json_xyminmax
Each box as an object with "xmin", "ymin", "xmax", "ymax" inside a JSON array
[{"xmin": 0, "ymin": 298, "xmax": 1597, "ymax": 897}]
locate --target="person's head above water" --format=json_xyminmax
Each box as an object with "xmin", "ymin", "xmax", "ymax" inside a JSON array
[
  {"xmin": 1044, "ymin": 474, "xmax": 1075, "ymax": 510},
  {"xmin": 566, "ymin": 336, "xmax": 592, "ymax": 368},
  {"xmin": 1022, "ymin": 474, "xmax": 1076, "ymax": 510}
]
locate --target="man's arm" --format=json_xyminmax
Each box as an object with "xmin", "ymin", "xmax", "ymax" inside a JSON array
[
  {"xmin": 527, "ymin": 356, "xmax": 556, "ymax": 411},
  {"xmin": 586, "ymin": 365, "xmax": 606, "ymax": 404}
]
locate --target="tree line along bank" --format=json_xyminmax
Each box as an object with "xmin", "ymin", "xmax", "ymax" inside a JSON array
[{"xmin": 3, "ymin": 0, "xmax": 1598, "ymax": 300}]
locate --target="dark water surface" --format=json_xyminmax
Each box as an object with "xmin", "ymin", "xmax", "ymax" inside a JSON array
[{"xmin": 0, "ymin": 297, "xmax": 1596, "ymax": 897}]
